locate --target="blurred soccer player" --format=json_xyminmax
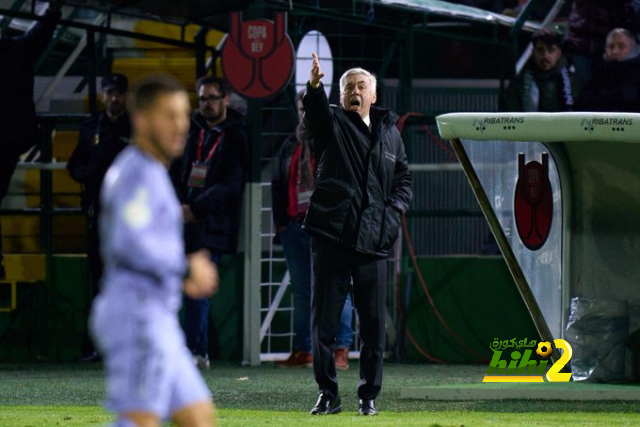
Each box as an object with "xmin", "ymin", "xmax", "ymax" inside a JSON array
[{"xmin": 89, "ymin": 75, "xmax": 219, "ymax": 427}]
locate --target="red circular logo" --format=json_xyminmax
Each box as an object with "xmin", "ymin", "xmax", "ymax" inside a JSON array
[{"xmin": 222, "ymin": 12, "xmax": 294, "ymax": 99}]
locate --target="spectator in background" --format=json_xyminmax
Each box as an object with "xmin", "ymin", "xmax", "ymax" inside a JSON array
[
  {"xmin": 0, "ymin": 0, "xmax": 64, "ymax": 279},
  {"xmin": 576, "ymin": 28, "xmax": 640, "ymax": 112},
  {"xmin": 272, "ymin": 90, "xmax": 354, "ymax": 370},
  {"xmin": 505, "ymin": 29, "xmax": 580, "ymax": 112},
  {"xmin": 67, "ymin": 73, "xmax": 131, "ymax": 362},
  {"xmin": 172, "ymin": 76, "xmax": 249, "ymax": 370},
  {"xmin": 562, "ymin": 0, "xmax": 637, "ymax": 83}
]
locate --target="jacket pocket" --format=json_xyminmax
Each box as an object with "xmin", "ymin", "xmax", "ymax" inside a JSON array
[
  {"xmin": 305, "ymin": 180, "xmax": 353, "ymax": 236},
  {"xmin": 378, "ymin": 205, "xmax": 401, "ymax": 252}
]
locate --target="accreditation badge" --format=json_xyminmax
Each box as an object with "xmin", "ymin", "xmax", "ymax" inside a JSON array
[{"xmin": 188, "ymin": 162, "xmax": 207, "ymax": 188}]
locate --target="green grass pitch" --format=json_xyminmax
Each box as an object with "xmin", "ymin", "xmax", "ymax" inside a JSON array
[{"xmin": 1, "ymin": 363, "xmax": 640, "ymax": 426}]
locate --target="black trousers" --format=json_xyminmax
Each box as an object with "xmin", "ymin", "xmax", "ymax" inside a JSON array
[{"xmin": 311, "ymin": 236, "xmax": 387, "ymax": 400}]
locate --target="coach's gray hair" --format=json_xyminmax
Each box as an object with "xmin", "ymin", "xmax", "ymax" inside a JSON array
[{"xmin": 340, "ymin": 68, "xmax": 377, "ymax": 93}]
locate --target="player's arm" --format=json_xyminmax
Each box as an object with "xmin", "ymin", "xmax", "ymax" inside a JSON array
[{"xmin": 183, "ymin": 249, "xmax": 219, "ymax": 299}]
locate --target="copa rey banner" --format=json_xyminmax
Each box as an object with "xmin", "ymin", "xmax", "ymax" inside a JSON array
[{"xmin": 222, "ymin": 12, "xmax": 294, "ymax": 99}]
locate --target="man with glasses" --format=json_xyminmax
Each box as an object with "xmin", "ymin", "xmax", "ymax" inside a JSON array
[{"xmin": 172, "ymin": 76, "xmax": 249, "ymax": 369}]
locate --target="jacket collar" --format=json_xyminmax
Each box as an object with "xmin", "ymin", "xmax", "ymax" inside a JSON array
[{"xmin": 336, "ymin": 105, "xmax": 399, "ymax": 129}]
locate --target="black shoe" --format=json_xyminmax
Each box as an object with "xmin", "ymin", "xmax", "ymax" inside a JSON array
[
  {"xmin": 358, "ymin": 399, "xmax": 377, "ymax": 416},
  {"xmin": 78, "ymin": 351, "xmax": 100, "ymax": 362},
  {"xmin": 310, "ymin": 392, "xmax": 342, "ymax": 415}
]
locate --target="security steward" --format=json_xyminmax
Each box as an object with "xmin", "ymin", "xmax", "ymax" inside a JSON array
[{"xmin": 67, "ymin": 73, "xmax": 131, "ymax": 361}]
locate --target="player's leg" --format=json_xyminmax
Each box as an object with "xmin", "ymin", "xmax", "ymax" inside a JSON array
[
  {"xmin": 117, "ymin": 411, "xmax": 160, "ymax": 427},
  {"xmin": 171, "ymin": 400, "xmax": 216, "ymax": 427},
  {"xmin": 168, "ymin": 344, "xmax": 216, "ymax": 426},
  {"xmin": 90, "ymin": 297, "xmax": 175, "ymax": 424}
]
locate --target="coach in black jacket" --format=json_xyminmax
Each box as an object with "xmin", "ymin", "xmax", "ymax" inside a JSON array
[{"xmin": 304, "ymin": 53, "xmax": 412, "ymax": 416}]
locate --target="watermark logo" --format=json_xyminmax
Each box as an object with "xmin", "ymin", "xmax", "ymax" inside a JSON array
[{"xmin": 483, "ymin": 338, "xmax": 572, "ymax": 383}]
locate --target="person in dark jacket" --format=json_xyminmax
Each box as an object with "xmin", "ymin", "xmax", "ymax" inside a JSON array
[
  {"xmin": 505, "ymin": 29, "xmax": 581, "ymax": 112},
  {"xmin": 67, "ymin": 73, "xmax": 131, "ymax": 361},
  {"xmin": 173, "ymin": 76, "xmax": 249, "ymax": 369},
  {"xmin": 576, "ymin": 28, "xmax": 640, "ymax": 112},
  {"xmin": 304, "ymin": 53, "xmax": 412, "ymax": 416},
  {"xmin": 272, "ymin": 90, "xmax": 354, "ymax": 370},
  {"xmin": 0, "ymin": 0, "xmax": 64, "ymax": 279},
  {"xmin": 562, "ymin": 0, "xmax": 636, "ymax": 82}
]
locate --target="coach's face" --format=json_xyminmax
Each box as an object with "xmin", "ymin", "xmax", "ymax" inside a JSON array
[
  {"xmin": 340, "ymin": 74, "xmax": 377, "ymax": 119},
  {"xmin": 142, "ymin": 91, "xmax": 191, "ymax": 164}
]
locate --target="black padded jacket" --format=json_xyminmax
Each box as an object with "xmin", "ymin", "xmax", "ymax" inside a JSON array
[{"xmin": 302, "ymin": 82, "xmax": 412, "ymax": 258}]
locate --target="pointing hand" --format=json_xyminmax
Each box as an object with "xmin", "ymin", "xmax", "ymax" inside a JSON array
[{"xmin": 310, "ymin": 52, "xmax": 325, "ymax": 89}]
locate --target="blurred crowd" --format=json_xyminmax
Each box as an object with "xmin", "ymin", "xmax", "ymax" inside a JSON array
[{"xmin": 506, "ymin": 0, "xmax": 640, "ymax": 113}]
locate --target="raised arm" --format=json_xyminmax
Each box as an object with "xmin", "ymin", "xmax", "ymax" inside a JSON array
[
  {"xmin": 309, "ymin": 52, "xmax": 325, "ymax": 89},
  {"xmin": 303, "ymin": 52, "xmax": 334, "ymax": 156}
]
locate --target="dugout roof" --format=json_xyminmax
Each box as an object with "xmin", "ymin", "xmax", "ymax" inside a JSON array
[
  {"xmin": 437, "ymin": 112, "xmax": 640, "ymax": 143},
  {"xmin": 62, "ymin": 0, "xmax": 540, "ymax": 42}
]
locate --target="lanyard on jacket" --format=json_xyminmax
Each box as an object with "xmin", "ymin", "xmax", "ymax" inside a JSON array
[{"xmin": 197, "ymin": 129, "xmax": 224, "ymax": 163}]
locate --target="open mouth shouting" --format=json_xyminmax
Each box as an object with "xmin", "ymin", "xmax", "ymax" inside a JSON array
[{"xmin": 348, "ymin": 97, "xmax": 361, "ymax": 111}]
